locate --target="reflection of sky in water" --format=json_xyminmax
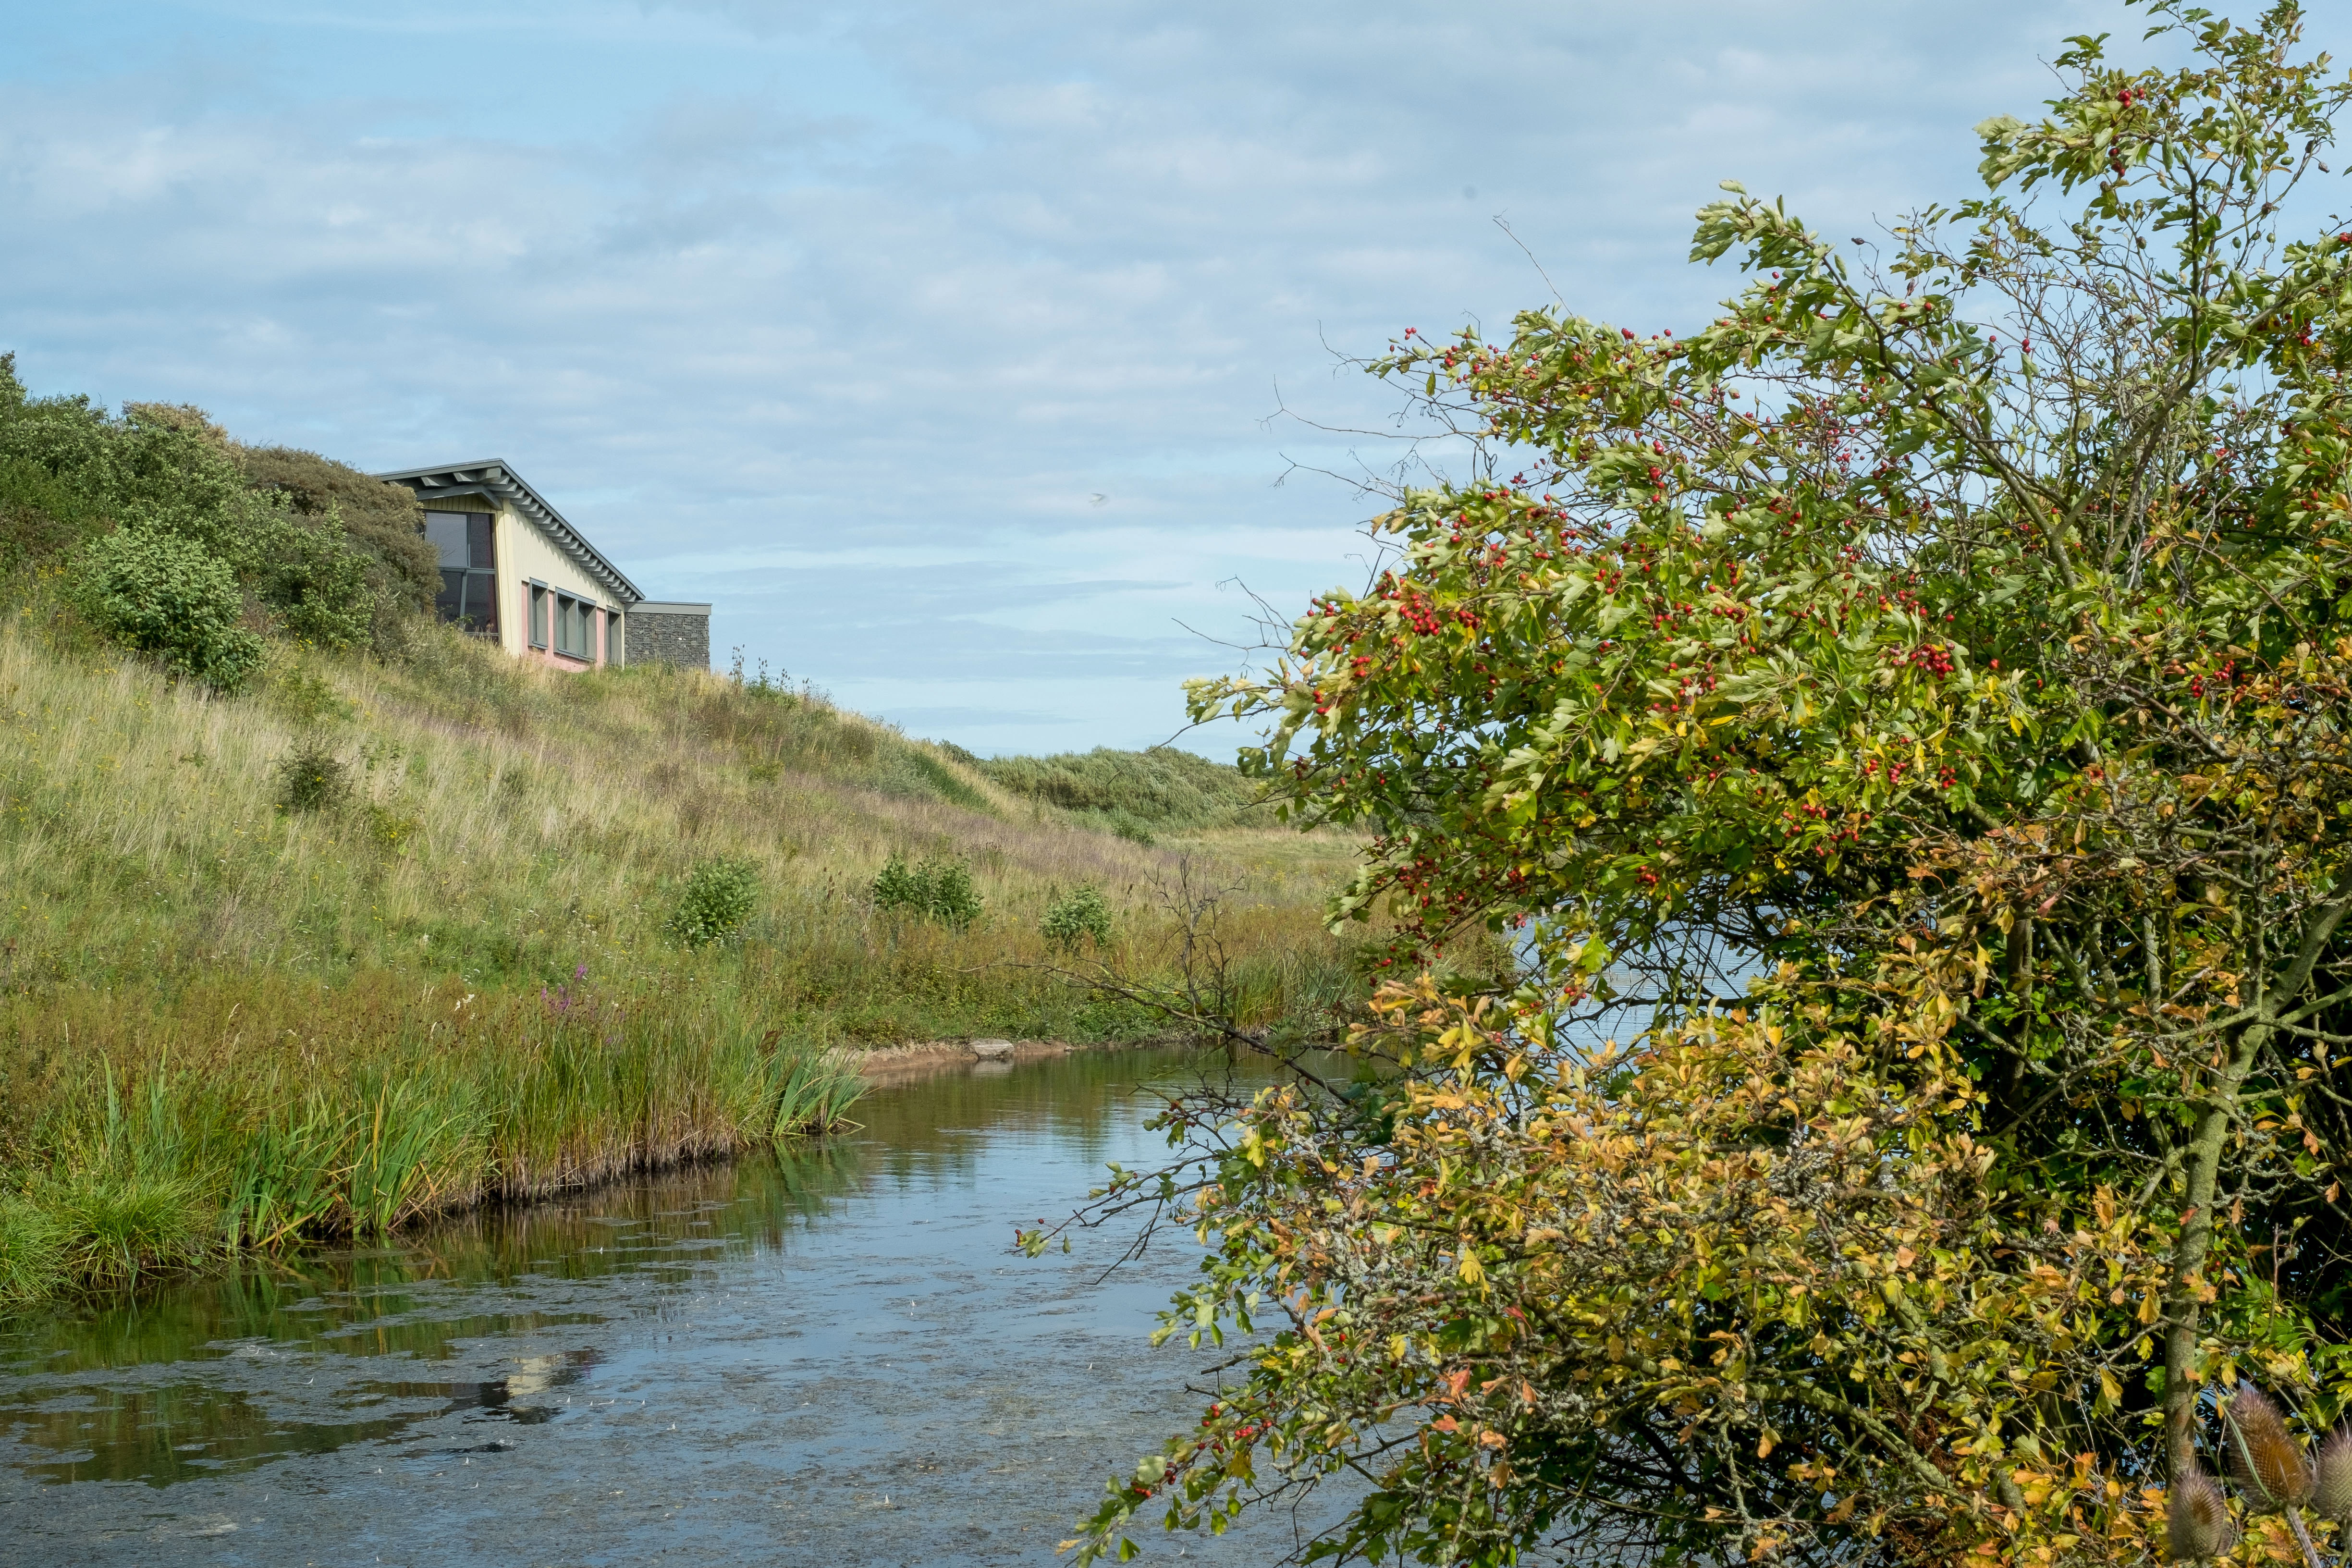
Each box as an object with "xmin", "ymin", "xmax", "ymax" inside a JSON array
[{"xmin": 0, "ymin": 1049, "xmax": 1308, "ymax": 1566}]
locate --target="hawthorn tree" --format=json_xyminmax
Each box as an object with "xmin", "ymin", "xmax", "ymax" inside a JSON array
[{"xmin": 1051, "ymin": 4, "xmax": 2352, "ymax": 1564}]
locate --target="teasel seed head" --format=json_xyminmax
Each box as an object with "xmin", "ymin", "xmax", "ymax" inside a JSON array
[
  {"xmin": 2169, "ymin": 1464, "xmax": 2239, "ymax": 1562},
  {"xmin": 2224, "ymin": 1384, "xmax": 2315, "ymax": 1511},
  {"xmin": 2315, "ymin": 1426, "xmax": 2352, "ymax": 1523}
]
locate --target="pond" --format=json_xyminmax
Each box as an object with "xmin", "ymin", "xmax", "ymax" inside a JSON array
[{"xmin": 0, "ymin": 1048, "xmax": 1315, "ymax": 1567}]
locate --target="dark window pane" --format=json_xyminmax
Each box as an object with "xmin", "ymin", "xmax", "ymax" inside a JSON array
[
  {"xmin": 466, "ymin": 570, "xmax": 500, "ymax": 637},
  {"xmin": 467, "ymin": 514, "xmax": 495, "ymax": 570},
  {"xmin": 425, "ymin": 515, "xmax": 469, "ymax": 569},
  {"xmin": 436, "ymin": 568, "xmax": 467, "ymax": 622}
]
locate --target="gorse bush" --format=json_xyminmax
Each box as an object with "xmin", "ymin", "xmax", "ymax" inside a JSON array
[
  {"xmin": 872, "ymin": 854, "xmax": 983, "ymax": 931},
  {"xmin": 667, "ymin": 857, "xmax": 760, "ymax": 947},
  {"xmin": 1041, "ymin": 885, "xmax": 1113, "ymax": 951},
  {"xmin": 272, "ymin": 738, "xmax": 350, "ymax": 814},
  {"xmin": 71, "ymin": 526, "xmax": 263, "ymax": 689}
]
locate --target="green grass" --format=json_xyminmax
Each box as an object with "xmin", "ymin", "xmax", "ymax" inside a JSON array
[
  {"xmin": 0, "ymin": 602, "xmax": 1361, "ymax": 1311},
  {"xmin": 0, "ymin": 367, "xmax": 1366, "ymax": 1311},
  {"xmin": 977, "ymin": 745, "xmax": 1274, "ymax": 842}
]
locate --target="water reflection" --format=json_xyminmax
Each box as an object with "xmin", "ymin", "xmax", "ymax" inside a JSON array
[{"xmin": 0, "ymin": 1047, "xmax": 1295, "ymax": 1566}]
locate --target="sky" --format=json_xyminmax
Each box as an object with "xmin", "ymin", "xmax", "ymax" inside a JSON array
[{"xmin": 3, "ymin": 0, "xmax": 2297, "ymax": 756}]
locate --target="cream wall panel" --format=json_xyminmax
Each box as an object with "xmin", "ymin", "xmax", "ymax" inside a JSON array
[{"xmin": 491, "ymin": 509, "xmax": 625, "ymax": 662}]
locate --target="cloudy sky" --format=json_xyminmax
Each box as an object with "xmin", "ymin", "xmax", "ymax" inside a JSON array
[{"xmin": 1, "ymin": 0, "xmax": 2203, "ymax": 754}]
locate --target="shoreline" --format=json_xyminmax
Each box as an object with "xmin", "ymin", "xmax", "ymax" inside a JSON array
[{"xmin": 845, "ymin": 1033, "xmax": 1199, "ymax": 1085}]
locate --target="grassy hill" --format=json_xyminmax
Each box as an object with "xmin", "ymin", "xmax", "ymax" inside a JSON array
[
  {"xmin": 0, "ymin": 360, "xmax": 1361, "ymax": 1308},
  {"xmin": 974, "ymin": 745, "xmax": 1274, "ymax": 843}
]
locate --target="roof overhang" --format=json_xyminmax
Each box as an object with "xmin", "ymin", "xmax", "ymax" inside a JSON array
[{"xmin": 372, "ymin": 459, "xmax": 644, "ymax": 603}]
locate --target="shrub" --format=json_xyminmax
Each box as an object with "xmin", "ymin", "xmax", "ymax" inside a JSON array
[
  {"xmin": 274, "ymin": 738, "xmax": 351, "ymax": 813},
  {"xmin": 238, "ymin": 444, "xmax": 438, "ymax": 617},
  {"xmin": 668, "ymin": 857, "xmax": 759, "ymax": 947},
  {"xmin": 872, "ymin": 854, "xmax": 983, "ymax": 931},
  {"xmin": 70, "ymin": 525, "xmax": 263, "ymax": 689},
  {"xmin": 1041, "ymin": 885, "xmax": 1113, "ymax": 951},
  {"xmin": 265, "ymin": 662, "xmax": 355, "ymax": 727},
  {"xmin": 362, "ymin": 801, "xmax": 420, "ymax": 852},
  {"xmin": 250, "ymin": 509, "xmax": 376, "ymax": 651}
]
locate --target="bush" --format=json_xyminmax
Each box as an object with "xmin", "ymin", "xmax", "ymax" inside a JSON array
[
  {"xmin": 872, "ymin": 854, "xmax": 983, "ymax": 931},
  {"xmin": 1041, "ymin": 885, "xmax": 1113, "ymax": 951},
  {"xmin": 238, "ymin": 445, "xmax": 437, "ymax": 616},
  {"xmin": 70, "ymin": 525, "xmax": 263, "ymax": 689},
  {"xmin": 668, "ymin": 857, "xmax": 759, "ymax": 947},
  {"xmin": 274, "ymin": 738, "xmax": 351, "ymax": 813}
]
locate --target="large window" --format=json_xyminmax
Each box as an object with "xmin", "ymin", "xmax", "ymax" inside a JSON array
[{"xmin": 425, "ymin": 512, "xmax": 499, "ymax": 637}]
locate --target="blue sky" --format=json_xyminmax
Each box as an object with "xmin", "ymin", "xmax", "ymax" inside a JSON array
[{"xmin": 1, "ymin": 0, "xmax": 2242, "ymax": 755}]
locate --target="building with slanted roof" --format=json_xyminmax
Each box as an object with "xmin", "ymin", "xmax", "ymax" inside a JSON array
[{"xmin": 373, "ymin": 460, "xmax": 710, "ymax": 669}]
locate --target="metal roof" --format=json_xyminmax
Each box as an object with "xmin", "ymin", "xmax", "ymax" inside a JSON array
[{"xmin": 372, "ymin": 460, "xmax": 644, "ymax": 603}]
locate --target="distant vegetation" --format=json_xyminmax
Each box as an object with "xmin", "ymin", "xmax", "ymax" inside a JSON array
[
  {"xmin": 0, "ymin": 354, "xmax": 1363, "ymax": 1307},
  {"xmin": 977, "ymin": 745, "xmax": 1269, "ymax": 843}
]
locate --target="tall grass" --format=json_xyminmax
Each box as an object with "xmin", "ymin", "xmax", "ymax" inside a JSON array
[
  {"xmin": 0, "ymin": 975, "xmax": 869, "ymax": 1307},
  {"xmin": 0, "ymin": 602, "xmax": 1364, "ymax": 1310},
  {"xmin": 979, "ymin": 745, "xmax": 1274, "ymax": 839}
]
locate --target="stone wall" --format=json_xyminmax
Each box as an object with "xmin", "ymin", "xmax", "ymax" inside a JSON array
[{"xmin": 628, "ymin": 608, "xmax": 709, "ymax": 669}]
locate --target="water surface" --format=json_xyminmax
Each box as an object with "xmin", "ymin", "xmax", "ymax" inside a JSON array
[{"xmin": 0, "ymin": 1048, "xmax": 1306, "ymax": 1566}]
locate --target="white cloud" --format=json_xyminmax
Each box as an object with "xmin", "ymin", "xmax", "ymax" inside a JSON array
[{"xmin": 4, "ymin": 0, "xmax": 2145, "ymax": 751}]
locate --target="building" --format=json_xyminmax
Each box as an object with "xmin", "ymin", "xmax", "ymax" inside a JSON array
[{"xmin": 373, "ymin": 460, "xmax": 710, "ymax": 669}]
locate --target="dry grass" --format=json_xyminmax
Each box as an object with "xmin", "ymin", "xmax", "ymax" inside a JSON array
[{"xmin": 0, "ymin": 604, "xmax": 1363, "ymax": 1307}]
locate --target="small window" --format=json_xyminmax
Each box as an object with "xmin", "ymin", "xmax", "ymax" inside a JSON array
[
  {"xmin": 529, "ymin": 585, "xmax": 549, "ymax": 649},
  {"xmin": 554, "ymin": 594, "xmax": 591, "ymax": 659}
]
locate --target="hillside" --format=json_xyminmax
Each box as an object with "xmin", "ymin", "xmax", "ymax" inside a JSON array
[{"xmin": 0, "ymin": 360, "xmax": 1362, "ymax": 1307}]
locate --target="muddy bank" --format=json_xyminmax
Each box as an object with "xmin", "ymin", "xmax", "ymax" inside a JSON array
[{"xmin": 845, "ymin": 1035, "xmax": 1182, "ymax": 1084}]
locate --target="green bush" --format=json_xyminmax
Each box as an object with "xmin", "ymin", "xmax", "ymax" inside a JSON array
[
  {"xmin": 239, "ymin": 444, "xmax": 438, "ymax": 617},
  {"xmin": 1041, "ymin": 884, "xmax": 1113, "ymax": 951},
  {"xmin": 70, "ymin": 525, "xmax": 264, "ymax": 689},
  {"xmin": 668, "ymin": 857, "xmax": 760, "ymax": 947},
  {"xmin": 2, "ymin": 380, "xmax": 390, "ymax": 655},
  {"xmin": 872, "ymin": 854, "xmax": 983, "ymax": 931},
  {"xmin": 274, "ymin": 738, "xmax": 351, "ymax": 813}
]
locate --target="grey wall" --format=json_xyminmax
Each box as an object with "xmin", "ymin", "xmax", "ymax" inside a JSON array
[{"xmin": 629, "ymin": 611, "xmax": 709, "ymax": 669}]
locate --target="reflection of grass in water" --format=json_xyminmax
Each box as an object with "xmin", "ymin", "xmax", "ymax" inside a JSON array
[
  {"xmin": 0, "ymin": 1142, "xmax": 875, "ymax": 1484},
  {"xmin": 0, "ymin": 1047, "xmax": 1286, "ymax": 1489}
]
